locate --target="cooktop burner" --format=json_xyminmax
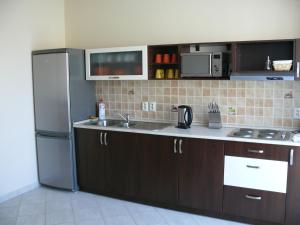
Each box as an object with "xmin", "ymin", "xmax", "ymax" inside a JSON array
[{"xmin": 229, "ymin": 128, "xmax": 291, "ymax": 141}]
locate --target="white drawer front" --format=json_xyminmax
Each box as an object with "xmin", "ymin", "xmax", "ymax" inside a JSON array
[{"xmin": 224, "ymin": 156, "xmax": 288, "ymax": 193}]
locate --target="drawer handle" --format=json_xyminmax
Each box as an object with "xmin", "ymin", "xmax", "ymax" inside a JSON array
[
  {"xmin": 245, "ymin": 195, "xmax": 262, "ymax": 201},
  {"xmin": 246, "ymin": 165, "xmax": 260, "ymax": 169},
  {"xmin": 248, "ymin": 149, "xmax": 264, "ymax": 154}
]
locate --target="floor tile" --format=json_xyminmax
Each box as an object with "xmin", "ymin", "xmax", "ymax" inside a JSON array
[
  {"xmin": 157, "ymin": 208, "xmax": 198, "ymax": 225},
  {"xmin": 76, "ymin": 219, "xmax": 105, "ymax": 225},
  {"xmin": 0, "ymin": 196, "xmax": 22, "ymax": 209},
  {"xmin": 21, "ymin": 189, "xmax": 46, "ymax": 205},
  {"xmin": 73, "ymin": 207, "xmax": 101, "ymax": 222},
  {"xmin": 125, "ymin": 201, "xmax": 156, "ymax": 215},
  {"xmin": 46, "ymin": 211, "xmax": 74, "ymax": 225},
  {"xmin": 103, "ymin": 215, "xmax": 136, "ymax": 225},
  {"xmin": 131, "ymin": 211, "xmax": 167, "ymax": 225},
  {"xmin": 46, "ymin": 201, "xmax": 72, "ymax": 214},
  {"xmin": 46, "ymin": 190, "xmax": 72, "ymax": 203},
  {"xmin": 0, "ymin": 187, "xmax": 250, "ymax": 225},
  {"xmin": 0, "ymin": 217, "xmax": 16, "ymax": 225},
  {"xmin": 0, "ymin": 206, "xmax": 19, "ymax": 219},
  {"xmin": 16, "ymin": 214, "xmax": 45, "ymax": 225},
  {"xmin": 98, "ymin": 198, "xmax": 130, "ymax": 218},
  {"xmin": 18, "ymin": 203, "xmax": 45, "ymax": 216},
  {"xmin": 71, "ymin": 194, "xmax": 98, "ymax": 210}
]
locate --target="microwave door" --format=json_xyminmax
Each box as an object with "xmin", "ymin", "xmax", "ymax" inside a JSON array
[{"xmin": 181, "ymin": 53, "xmax": 212, "ymax": 77}]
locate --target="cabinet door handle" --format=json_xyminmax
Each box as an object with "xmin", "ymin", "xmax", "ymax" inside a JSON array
[
  {"xmin": 245, "ymin": 195, "xmax": 262, "ymax": 201},
  {"xmin": 248, "ymin": 149, "xmax": 264, "ymax": 154},
  {"xmin": 104, "ymin": 133, "xmax": 108, "ymax": 146},
  {"xmin": 173, "ymin": 139, "xmax": 177, "ymax": 154},
  {"xmin": 246, "ymin": 165, "xmax": 260, "ymax": 169},
  {"xmin": 297, "ymin": 62, "xmax": 299, "ymax": 78},
  {"xmin": 290, "ymin": 149, "xmax": 294, "ymax": 166},
  {"xmin": 100, "ymin": 132, "xmax": 103, "ymax": 145},
  {"xmin": 179, "ymin": 139, "xmax": 183, "ymax": 154}
]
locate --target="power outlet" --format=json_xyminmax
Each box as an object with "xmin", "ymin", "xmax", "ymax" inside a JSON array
[
  {"xmin": 294, "ymin": 108, "xmax": 300, "ymax": 119},
  {"xmin": 142, "ymin": 102, "xmax": 149, "ymax": 111},
  {"xmin": 149, "ymin": 102, "xmax": 156, "ymax": 112}
]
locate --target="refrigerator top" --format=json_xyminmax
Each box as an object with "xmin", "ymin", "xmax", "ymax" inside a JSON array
[{"xmin": 32, "ymin": 48, "xmax": 83, "ymax": 55}]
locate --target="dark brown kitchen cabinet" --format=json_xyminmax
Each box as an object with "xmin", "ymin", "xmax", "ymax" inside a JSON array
[
  {"xmin": 75, "ymin": 128, "xmax": 139, "ymax": 197},
  {"xmin": 75, "ymin": 128, "xmax": 106, "ymax": 192},
  {"xmin": 286, "ymin": 147, "xmax": 300, "ymax": 225},
  {"xmin": 138, "ymin": 135, "xmax": 178, "ymax": 204},
  {"xmin": 138, "ymin": 135, "xmax": 224, "ymax": 213},
  {"xmin": 295, "ymin": 39, "xmax": 300, "ymax": 80},
  {"xmin": 104, "ymin": 131, "xmax": 139, "ymax": 197},
  {"xmin": 178, "ymin": 138, "xmax": 224, "ymax": 213}
]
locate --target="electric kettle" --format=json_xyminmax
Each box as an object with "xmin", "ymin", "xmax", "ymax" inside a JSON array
[{"xmin": 177, "ymin": 105, "xmax": 193, "ymax": 129}]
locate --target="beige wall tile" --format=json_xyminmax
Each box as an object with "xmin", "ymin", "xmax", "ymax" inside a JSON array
[{"xmin": 96, "ymin": 80, "xmax": 299, "ymax": 129}]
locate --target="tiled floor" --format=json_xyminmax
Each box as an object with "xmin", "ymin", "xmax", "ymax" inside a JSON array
[{"xmin": 0, "ymin": 187, "xmax": 248, "ymax": 225}]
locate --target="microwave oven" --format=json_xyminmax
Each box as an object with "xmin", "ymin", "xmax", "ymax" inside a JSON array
[{"xmin": 181, "ymin": 52, "xmax": 229, "ymax": 78}]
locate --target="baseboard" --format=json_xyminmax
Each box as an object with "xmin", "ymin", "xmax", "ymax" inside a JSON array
[{"xmin": 0, "ymin": 182, "xmax": 40, "ymax": 203}]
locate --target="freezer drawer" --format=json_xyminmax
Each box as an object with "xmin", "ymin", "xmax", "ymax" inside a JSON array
[
  {"xmin": 33, "ymin": 53, "xmax": 71, "ymax": 133},
  {"xmin": 36, "ymin": 135, "xmax": 73, "ymax": 189}
]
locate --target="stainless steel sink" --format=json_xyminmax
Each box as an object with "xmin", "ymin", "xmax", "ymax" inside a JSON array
[
  {"xmin": 84, "ymin": 119, "xmax": 122, "ymax": 127},
  {"xmin": 117, "ymin": 121, "xmax": 137, "ymax": 128},
  {"xmin": 130, "ymin": 121, "xmax": 170, "ymax": 131},
  {"xmin": 84, "ymin": 119, "xmax": 170, "ymax": 131}
]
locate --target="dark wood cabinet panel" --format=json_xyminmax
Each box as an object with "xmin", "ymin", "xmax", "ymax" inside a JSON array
[
  {"xmin": 138, "ymin": 134, "xmax": 178, "ymax": 204},
  {"xmin": 225, "ymin": 141, "xmax": 289, "ymax": 161},
  {"xmin": 178, "ymin": 139, "xmax": 224, "ymax": 213},
  {"xmin": 105, "ymin": 131, "xmax": 139, "ymax": 197},
  {"xmin": 75, "ymin": 128, "xmax": 300, "ymax": 225},
  {"xmin": 295, "ymin": 39, "xmax": 300, "ymax": 80},
  {"xmin": 286, "ymin": 147, "xmax": 300, "ymax": 225},
  {"xmin": 223, "ymin": 186, "xmax": 286, "ymax": 224},
  {"xmin": 75, "ymin": 128, "xmax": 106, "ymax": 192}
]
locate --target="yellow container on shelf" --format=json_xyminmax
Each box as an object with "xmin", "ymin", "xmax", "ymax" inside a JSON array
[
  {"xmin": 174, "ymin": 69, "xmax": 179, "ymax": 79},
  {"xmin": 166, "ymin": 69, "xmax": 174, "ymax": 79},
  {"xmin": 155, "ymin": 69, "xmax": 165, "ymax": 79}
]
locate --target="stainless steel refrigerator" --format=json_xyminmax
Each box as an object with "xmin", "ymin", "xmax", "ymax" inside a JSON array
[{"xmin": 32, "ymin": 49, "xmax": 95, "ymax": 191}]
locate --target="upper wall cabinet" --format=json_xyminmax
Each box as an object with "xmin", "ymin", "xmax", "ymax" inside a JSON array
[
  {"xmin": 230, "ymin": 40, "xmax": 296, "ymax": 80},
  {"xmin": 85, "ymin": 46, "xmax": 148, "ymax": 80}
]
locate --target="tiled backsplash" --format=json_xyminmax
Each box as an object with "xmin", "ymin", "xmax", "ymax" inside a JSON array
[{"xmin": 96, "ymin": 80, "xmax": 300, "ymax": 129}]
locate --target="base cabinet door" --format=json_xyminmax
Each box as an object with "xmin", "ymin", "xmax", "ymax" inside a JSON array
[
  {"xmin": 286, "ymin": 147, "xmax": 300, "ymax": 225},
  {"xmin": 75, "ymin": 128, "xmax": 106, "ymax": 192},
  {"xmin": 138, "ymin": 134, "xmax": 178, "ymax": 204},
  {"xmin": 105, "ymin": 131, "xmax": 139, "ymax": 197},
  {"xmin": 178, "ymin": 138, "xmax": 224, "ymax": 212}
]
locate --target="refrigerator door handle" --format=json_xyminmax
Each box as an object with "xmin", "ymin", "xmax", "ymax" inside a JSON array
[{"xmin": 36, "ymin": 132, "xmax": 70, "ymax": 139}]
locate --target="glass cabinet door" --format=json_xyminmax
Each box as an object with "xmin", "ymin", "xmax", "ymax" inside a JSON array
[{"xmin": 86, "ymin": 46, "xmax": 148, "ymax": 80}]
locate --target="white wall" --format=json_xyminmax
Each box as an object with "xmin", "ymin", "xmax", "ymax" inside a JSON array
[
  {"xmin": 65, "ymin": 0, "xmax": 300, "ymax": 48},
  {"xmin": 0, "ymin": 0, "xmax": 65, "ymax": 201}
]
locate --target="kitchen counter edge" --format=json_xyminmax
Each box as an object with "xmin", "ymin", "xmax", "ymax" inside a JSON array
[{"xmin": 73, "ymin": 121, "xmax": 300, "ymax": 147}]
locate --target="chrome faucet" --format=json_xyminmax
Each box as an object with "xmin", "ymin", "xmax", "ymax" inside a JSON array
[{"xmin": 118, "ymin": 113, "xmax": 130, "ymax": 124}]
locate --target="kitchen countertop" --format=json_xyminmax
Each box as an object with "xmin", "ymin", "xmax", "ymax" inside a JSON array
[{"xmin": 74, "ymin": 120, "xmax": 300, "ymax": 147}]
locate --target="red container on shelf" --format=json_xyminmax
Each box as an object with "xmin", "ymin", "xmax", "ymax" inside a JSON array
[
  {"xmin": 155, "ymin": 54, "xmax": 162, "ymax": 63},
  {"xmin": 163, "ymin": 54, "xmax": 170, "ymax": 64},
  {"xmin": 171, "ymin": 53, "xmax": 177, "ymax": 63}
]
